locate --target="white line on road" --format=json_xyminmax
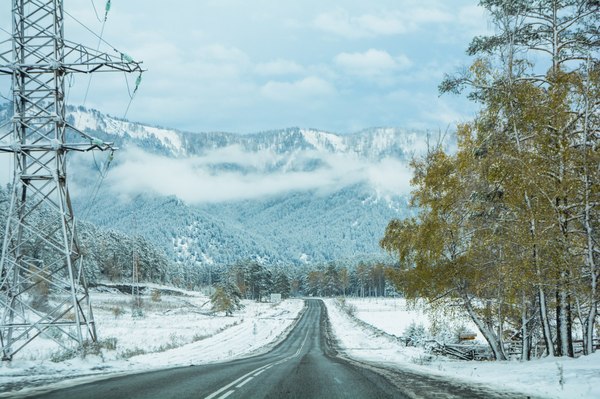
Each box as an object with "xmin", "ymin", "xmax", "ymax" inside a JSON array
[
  {"xmin": 236, "ymin": 377, "xmax": 253, "ymax": 388},
  {"xmin": 204, "ymin": 363, "xmax": 272, "ymax": 399},
  {"xmin": 205, "ymin": 323, "xmax": 311, "ymax": 398},
  {"xmin": 294, "ymin": 330, "xmax": 310, "ymax": 357},
  {"xmin": 253, "ymin": 368, "xmax": 267, "ymax": 377},
  {"xmin": 216, "ymin": 390, "xmax": 235, "ymax": 399}
]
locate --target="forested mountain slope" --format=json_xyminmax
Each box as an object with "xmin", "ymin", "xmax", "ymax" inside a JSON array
[{"xmin": 2, "ymin": 104, "xmax": 424, "ymax": 268}]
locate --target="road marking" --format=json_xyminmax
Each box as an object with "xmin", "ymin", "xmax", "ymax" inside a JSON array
[
  {"xmin": 217, "ymin": 390, "xmax": 235, "ymax": 399},
  {"xmin": 205, "ymin": 321, "xmax": 311, "ymax": 398},
  {"xmin": 294, "ymin": 330, "xmax": 310, "ymax": 357},
  {"xmin": 253, "ymin": 368, "xmax": 267, "ymax": 377},
  {"xmin": 204, "ymin": 363, "xmax": 272, "ymax": 399},
  {"xmin": 236, "ymin": 377, "xmax": 253, "ymax": 388}
]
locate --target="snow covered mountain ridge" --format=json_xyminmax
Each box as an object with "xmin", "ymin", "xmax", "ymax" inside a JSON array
[
  {"xmin": 63, "ymin": 105, "xmax": 427, "ymax": 204},
  {"xmin": 1, "ymin": 103, "xmax": 421, "ymax": 266},
  {"xmin": 66, "ymin": 105, "xmax": 428, "ymax": 161}
]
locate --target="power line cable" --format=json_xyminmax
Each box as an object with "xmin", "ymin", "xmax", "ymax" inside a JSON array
[
  {"xmin": 81, "ymin": 149, "xmax": 114, "ymax": 220},
  {"xmin": 74, "ymin": 0, "xmax": 120, "ymax": 220},
  {"xmin": 63, "ymin": 6, "xmax": 123, "ymax": 58},
  {"xmin": 62, "ymin": 2, "xmax": 143, "ymax": 221},
  {"xmin": 90, "ymin": 0, "xmax": 103, "ymax": 23},
  {"xmin": 122, "ymin": 72, "xmax": 142, "ymax": 119},
  {"xmin": 80, "ymin": 0, "xmax": 110, "ymax": 110}
]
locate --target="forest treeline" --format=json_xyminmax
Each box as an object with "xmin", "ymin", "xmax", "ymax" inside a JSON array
[
  {"xmin": 381, "ymin": 0, "xmax": 599, "ymax": 360},
  {"xmin": 192, "ymin": 260, "xmax": 397, "ymax": 302},
  {"xmin": 1, "ymin": 185, "xmax": 397, "ymax": 300},
  {"xmin": 168, "ymin": 259, "xmax": 400, "ymax": 315}
]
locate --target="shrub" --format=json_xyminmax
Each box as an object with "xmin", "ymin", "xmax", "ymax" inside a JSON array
[
  {"xmin": 119, "ymin": 347, "xmax": 147, "ymax": 359},
  {"xmin": 404, "ymin": 322, "xmax": 428, "ymax": 347},
  {"xmin": 131, "ymin": 296, "xmax": 144, "ymax": 317},
  {"xmin": 345, "ymin": 303, "xmax": 357, "ymax": 317},
  {"xmin": 151, "ymin": 289, "xmax": 162, "ymax": 302},
  {"xmin": 337, "ymin": 298, "xmax": 357, "ymax": 317},
  {"xmin": 111, "ymin": 305, "xmax": 124, "ymax": 319},
  {"xmin": 192, "ymin": 333, "xmax": 210, "ymax": 342},
  {"xmin": 51, "ymin": 348, "xmax": 78, "ymax": 363}
]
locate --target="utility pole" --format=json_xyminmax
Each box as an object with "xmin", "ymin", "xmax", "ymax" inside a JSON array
[{"xmin": 0, "ymin": 0, "xmax": 142, "ymax": 360}]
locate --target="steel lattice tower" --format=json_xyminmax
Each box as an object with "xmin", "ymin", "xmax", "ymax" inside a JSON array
[{"xmin": 0, "ymin": 0, "xmax": 142, "ymax": 360}]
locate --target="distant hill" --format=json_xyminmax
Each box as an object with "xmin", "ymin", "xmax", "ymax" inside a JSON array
[{"xmin": 2, "ymin": 104, "xmax": 428, "ymax": 269}]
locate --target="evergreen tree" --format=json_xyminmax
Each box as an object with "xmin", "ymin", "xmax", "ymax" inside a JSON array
[
  {"xmin": 273, "ymin": 271, "xmax": 291, "ymax": 299},
  {"xmin": 245, "ymin": 261, "xmax": 272, "ymax": 301},
  {"xmin": 210, "ymin": 281, "xmax": 242, "ymax": 316},
  {"xmin": 323, "ymin": 264, "xmax": 339, "ymax": 296}
]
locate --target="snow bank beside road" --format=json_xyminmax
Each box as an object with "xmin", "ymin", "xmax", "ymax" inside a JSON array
[
  {"xmin": 324, "ymin": 298, "xmax": 600, "ymax": 399},
  {"xmin": 0, "ymin": 288, "xmax": 304, "ymax": 397},
  {"xmin": 130, "ymin": 298, "xmax": 304, "ymax": 367}
]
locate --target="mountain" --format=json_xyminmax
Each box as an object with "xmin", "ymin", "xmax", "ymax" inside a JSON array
[
  {"xmin": 2, "ymin": 104, "xmax": 425, "ymax": 269},
  {"xmin": 64, "ymin": 106, "xmax": 426, "ymax": 160}
]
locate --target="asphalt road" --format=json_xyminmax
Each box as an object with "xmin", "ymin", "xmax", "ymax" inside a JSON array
[{"xmin": 28, "ymin": 299, "xmax": 528, "ymax": 399}]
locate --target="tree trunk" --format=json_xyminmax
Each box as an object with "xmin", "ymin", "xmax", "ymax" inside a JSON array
[
  {"xmin": 521, "ymin": 291, "xmax": 530, "ymax": 361},
  {"xmin": 538, "ymin": 285, "xmax": 555, "ymax": 357},
  {"xmin": 582, "ymin": 57, "xmax": 598, "ymax": 356},
  {"xmin": 556, "ymin": 285, "xmax": 568, "ymax": 356},
  {"xmin": 462, "ymin": 291, "xmax": 507, "ymax": 360},
  {"xmin": 524, "ymin": 192, "xmax": 555, "ymax": 357}
]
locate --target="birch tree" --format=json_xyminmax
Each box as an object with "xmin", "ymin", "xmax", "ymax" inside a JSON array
[{"xmin": 384, "ymin": 0, "xmax": 598, "ymax": 360}]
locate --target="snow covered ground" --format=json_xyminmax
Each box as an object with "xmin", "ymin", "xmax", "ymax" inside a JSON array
[
  {"xmin": 324, "ymin": 297, "xmax": 600, "ymax": 399},
  {"xmin": 0, "ymin": 285, "xmax": 304, "ymax": 397},
  {"xmin": 3, "ymin": 293, "xmax": 599, "ymax": 398}
]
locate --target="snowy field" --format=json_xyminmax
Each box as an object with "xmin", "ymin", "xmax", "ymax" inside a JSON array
[
  {"xmin": 3, "ymin": 293, "xmax": 599, "ymax": 398},
  {"xmin": 0, "ymin": 285, "xmax": 304, "ymax": 397},
  {"xmin": 343, "ymin": 297, "xmax": 479, "ymax": 340},
  {"xmin": 325, "ymin": 297, "xmax": 600, "ymax": 399}
]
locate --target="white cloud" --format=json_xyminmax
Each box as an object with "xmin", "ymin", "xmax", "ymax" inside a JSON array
[
  {"xmin": 458, "ymin": 5, "xmax": 490, "ymax": 36},
  {"xmin": 0, "ymin": 0, "xmax": 494, "ymax": 135},
  {"xmin": 195, "ymin": 44, "xmax": 250, "ymax": 65},
  {"xmin": 366, "ymin": 158, "xmax": 413, "ymax": 195},
  {"xmin": 99, "ymin": 146, "xmax": 412, "ymax": 204},
  {"xmin": 419, "ymin": 96, "xmax": 475, "ymax": 126},
  {"xmin": 314, "ymin": 10, "xmax": 408, "ymax": 38},
  {"xmin": 314, "ymin": 7, "xmax": 452, "ymax": 38},
  {"xmin": 410, "ymin": 7, "xmax": 453, "ymax": 24},
  {"xmin": 255, "ymin": 59, "xmax": 305, "ymax": 76},
  {"xmin": 260, "ymin": 76, "xmax": 335, "ymax": 101},
  {"xmin": 184, "ymin": 44, "xmax": 251, "ymax": 80},
  {"xmin": 355, "ymin": 14, "xmax": 408, "ymax": 36},
  {"xmin": 334, "ymin": 49, "xmax": 412, "ymax": 77}
]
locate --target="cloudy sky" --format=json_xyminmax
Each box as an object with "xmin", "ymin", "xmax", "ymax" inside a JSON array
[{"xmin": 0, "ymin": 0, "xmax": 491, "ymax": 134}]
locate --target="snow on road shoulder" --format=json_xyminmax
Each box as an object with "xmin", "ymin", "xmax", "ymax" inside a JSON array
[
  {"xmin": 128, "ymin": 298, "xmax": 304, "ymax": 367},
  {"xmin": 324, "ymin": 298, "xmax": 600, "ymax": 399},
  {"xmin": 0, "ymin": 289, "xmax": 304, "ymax": 398},
  {"xmin": 324, "ymin": 298, "xmax": 426, "ymax": 365}
]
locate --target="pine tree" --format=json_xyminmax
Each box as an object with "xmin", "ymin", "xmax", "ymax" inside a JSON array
[
  {"xmin": 324, "ymin": 264, "xmax": 339, "ymax": 297},
  {"xmin": 211, "ymin": 281, "xmax": 242, "ymax": 316},
  {"xmin": 244, "ymin": 261, "xmax": 272, "ymax": 302},
  {"xmin": 273, "ymin": 271, "xmax": 291, "ymax": 299}
]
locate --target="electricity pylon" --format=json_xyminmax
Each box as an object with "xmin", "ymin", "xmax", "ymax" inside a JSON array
[{"xmin": 0, "ymin": 0, "xmax": 142, "ymax": 360}]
